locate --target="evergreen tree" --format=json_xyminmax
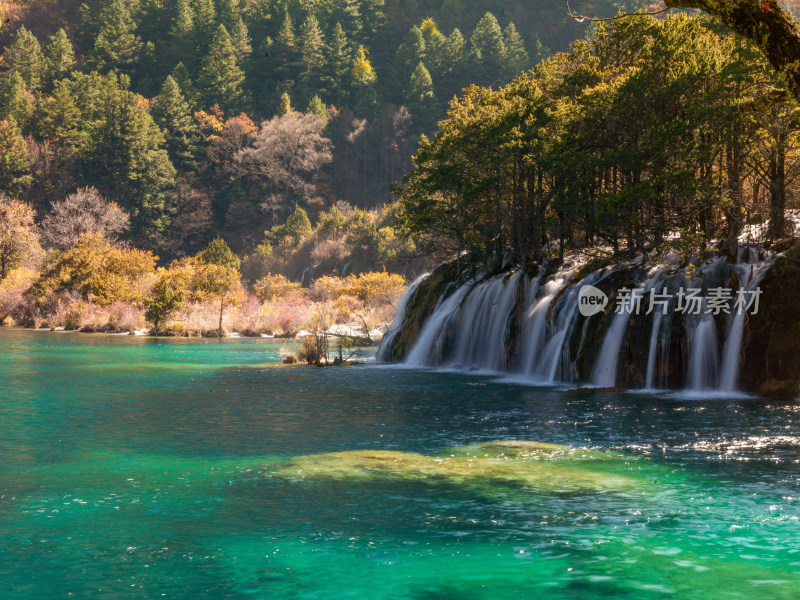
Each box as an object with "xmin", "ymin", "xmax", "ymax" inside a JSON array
[
  {"xmin": 192, "ymin": 0, "xmax": 217, "ymax": 45},
  {"xmin": 90, "ymin": 0, "xmax": 143, "ymax": 74},
  {"xmin": 2, "ymin": 72, "xmax": 34, "ymax": 130},
  {"xmin": 470, "ymin": 12, "xmax": 505, "ymax": 86},
  {"xmin": 307, "ymin": 94, "xmax": 328, "ymax": 122},
  {"xmin": 199, "ymin": 236, "xmax": 240, "ymax": 269},
  {"xmin": 503, "ymin": 22, "xmax": 530, "ymax": 78},
  {"xmin": 0, "ymin": 117, "xmax": 32, "ymax": 196},
  {"xmin": 230, "ymin": 18, "xmax": 252, "ymax": 62},
  {"xmin": 361, "ymin": 0, "xmax": 388, "ymax": 47},
  {"xmin": 1, "ymin": 26, "xmax": 45, "ymax": 91},
  {"xmin": 169, "ymin": 0, "xmax": 196, "ymax": 67},
  {"xmin": 272, "ymin": 9, "xmax": 298, "ymax": 85},
  {"xmin": 395, "ymin": 26, "xmax": 426, "ymax": 78},
  {"xmin": 404, "ymin": 62, "xmax": 436, "ymax": 130},
  {"xmin": 298, "ymin": 14, "xmax": 326, "ymax": 99},
  {"xmin": 324, "ymin": 22, "xmax": 351, "ymax": 104},
  {"xmin": 527, "ymin": 32, "xmax": 549, "ymax": 65},
  {"xmin": 80, "ymin": 76, "xmax": 177, "ymax": 249},
  {"xmin": 218, "ymin": 0, "xmax": 242, "ymax": 31},
  {"xmin": 197, "ymin": 24, "xmax": 249, "ymax": 113},
  {"xmin": 329, "ymin": 0, "xmax": 362, "ymax": 40},
  {"xmin": 38, "ymin": 80, "xmax": 85, "ymax": 150},
  {"xmin": 170, "ymin": 62, "xmax": 198, "ymax": 106},
  {"xmin": 392, "ymin": 26, "xmax": 426, "ymax": 96},
  {"xmin": 44, "ymin": 29, "xmax": 75, "ymax": 88},
  {"xmin": 152, "ymin": 75, "xmax": 201, "ymax": 171},
  {"xmin": 438, "ymin": 28, "xmax": 467, "ymax": 95}
]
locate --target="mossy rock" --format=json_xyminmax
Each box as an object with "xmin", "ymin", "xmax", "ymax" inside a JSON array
[
  {"xmin": 741, "ymin": 242, "xmax": 800, "ymax": 397},
  {"xmin": 384, "ymin": 256, "xmax": 471, "ymax": 362},
  {"xmin": 271, "ymin": 441, "xmax": 641, "ymax": 496}
]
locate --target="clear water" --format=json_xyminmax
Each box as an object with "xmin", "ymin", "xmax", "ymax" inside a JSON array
[{"xmin": 2, "ymin": 329, "xmax": 800, "ymax": 599}]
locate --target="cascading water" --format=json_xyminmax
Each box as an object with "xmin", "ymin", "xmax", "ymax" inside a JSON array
[
  {"xmin": 519, "ymin": 268, "xmax": 573, "ymax": 377},
  {"xmin": 686, "ymin": 312, "xmax": 720, "ymax": 391},
  {"xmin": 403, "ymin": 283, "xmax": 474, "ymax": 367},
  {"xmin": 376, "ymin": 273, "xmax": 429, "ymax": 362},
  {"xmin": 447, "ymin": 271, "xmax": 523, "ymax": 371},
  {"xmin": 382, "ymin": 245, "xmax": 776, "ymax": 394},
  {"xmin": 719, "ymin": 249, "xmax": 775, "ymax": 391},
  {"xmin": 592, "ymin": 273, "xmax": 663, "ymax": 388}
]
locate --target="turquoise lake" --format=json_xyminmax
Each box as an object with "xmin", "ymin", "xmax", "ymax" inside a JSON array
[{"xmin": 1, "ymin": 327, "xmax": 800, "ymax": 599}]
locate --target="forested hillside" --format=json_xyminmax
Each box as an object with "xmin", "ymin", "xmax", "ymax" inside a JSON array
[{"xmin": 0, "ymin": 0, "xmax": 648, "ymax": 263}]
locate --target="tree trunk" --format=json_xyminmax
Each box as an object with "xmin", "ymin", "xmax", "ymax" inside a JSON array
[
  {"xmin": 768, "ymin": 133, "xmax": 787, "ymax": 241},
  {"xmin": 664, "ymin": 0, "xmax": 800, "ymax": 101},
  {"xmin": 218, "ymin": 296, "xmax": 225, "ymax": 335}
]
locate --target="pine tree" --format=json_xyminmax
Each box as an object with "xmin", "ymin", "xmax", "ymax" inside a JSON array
[
  {"xmin": 0, "ymin": 117, "xmax": 32, "ymax": 196},
  {"xmin": 1, "ymin": 72, "xmax": 34, "ymax": 130},
  {"xmin": 527, "ymin": 32, "xmax": 549, "ymax": 65},
  {"xmin": 298, "ymin": 14, "xmax": 326, "ymax": 99},
  {"xmin": 44, "ymin": 29, "xmax": 75, "ymax": 88},
  {"xmin": 392, "ymin": 26, "xmax": 426, "ymax": 96},
  {"xmin": 272, "ymin": 9, "xmax": 298, "ymax": 84},
  {"xmin": 80, "ymin": 80, "xmax": 177, "ymax": 249},
  {"xmin": 217, "ymin": 0, "xmax": 242, "ymax": 31},
  {"xmin": 198, "ymin": 24, "xmax": 249, "ymax": 113},
  {"xmin": 470, "ymin": 12, "xmax": 505, "ymax": 86},
  {"xmin": 438, "ymin": 28, "xmax": 467, "ymax": 95},
  {"xmin": 324, "ymin": 22, "xmax": 351, "ymax": 104},
  {"xmin": 1, "ymin": 26, "xmax": 45, "ymax": 91},
  {"xmin": 170, "ymin": 0, "xmax": 196, "ymax": 67},
  {"xmin": 230, "ymin": 17, "xmax": 252, "ymax": 62},
  {"xmin": 503, "ymin": 22, "xmax": 530, "ymax": 78},
  {"xmin": 192, "ymin": 0, "xmax": 217, "ymax": 45},
  {"xmin": 38, "ymin": 80, "xmax": 85, "ymax": 149},
  {"xmin": 404, "ymin": 62, "xmax": 436, "ymax": 130},
  {"xmin": 170, "ymin": 62, "xmax": 198, "ymax": 106},
  {"xmin": 90, "ymin": 0, "xmax": 143, "ymax": 74},
  {"xmin": 307, "ymin": 94, "xmax": 328, "ymax": 123},
  {"xmin": 329, "ymin": 0, "xmax": 362, "ymax": 40},
  {"xmin": 151, "ymin": 75, "xmax": 201, "ymax": 171}
]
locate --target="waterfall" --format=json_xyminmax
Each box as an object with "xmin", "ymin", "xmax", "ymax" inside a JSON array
[
  {"xmin": 719, "ymin": 252, "xmax": 775, "ymax": 391},
  {"xmin": 403, "ymin": 283, "xmax": 474, "ymax": 367},
  {"xmin": 592, "ymin": 273, "xmax": 662, "ymax": 388},
  {"xmin": 376, "ymin": 273, "xmax": 429, "ymax": 363},
  {"xmin": 382, "ymin": 245, "xmax": 774, "ymax": 394},
  {"xmin": 542, "ymin": 269, "xmax": 610, "ymax": 382},
  {"xmin": 687, "ymin": 314, "xmax": 720, "ymax": 391},
  {"xmin": 448, "ymin": 271, "xmax": 523, "ymax": 371},
  {"xmin": 519, "ymin": 268, "xmax": 573, "ymax": 376}
]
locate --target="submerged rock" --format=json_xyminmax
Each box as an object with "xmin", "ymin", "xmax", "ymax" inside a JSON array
[{"xmin": 271, "ymin": 441, "xmax": 640, "ymax": 495}]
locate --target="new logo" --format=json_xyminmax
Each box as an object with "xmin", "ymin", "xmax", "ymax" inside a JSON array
[{"xmin": 578, "ymin": 285, "xmax": 608, "ymax": 317}]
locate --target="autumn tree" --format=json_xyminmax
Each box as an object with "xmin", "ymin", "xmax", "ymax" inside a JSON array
[
  {"xmin": 235, "ymin": 112, "xmax": 333, "ymax": 216},
  {"xmin": 40, "ymin": 187, "xmax": 130, "ymax": 250},
  {"xmin": 194, "ymin": 237, "xmax": 242, "ymax": 333},
  {"xmin": 0, "ymin": 196, "xmax": 39, "ymax": 279}
]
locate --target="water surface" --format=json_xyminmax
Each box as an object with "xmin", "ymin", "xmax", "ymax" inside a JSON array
[{"xmin": 1, "ymin": 328, "xmax": 799, "ymax": 599}]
